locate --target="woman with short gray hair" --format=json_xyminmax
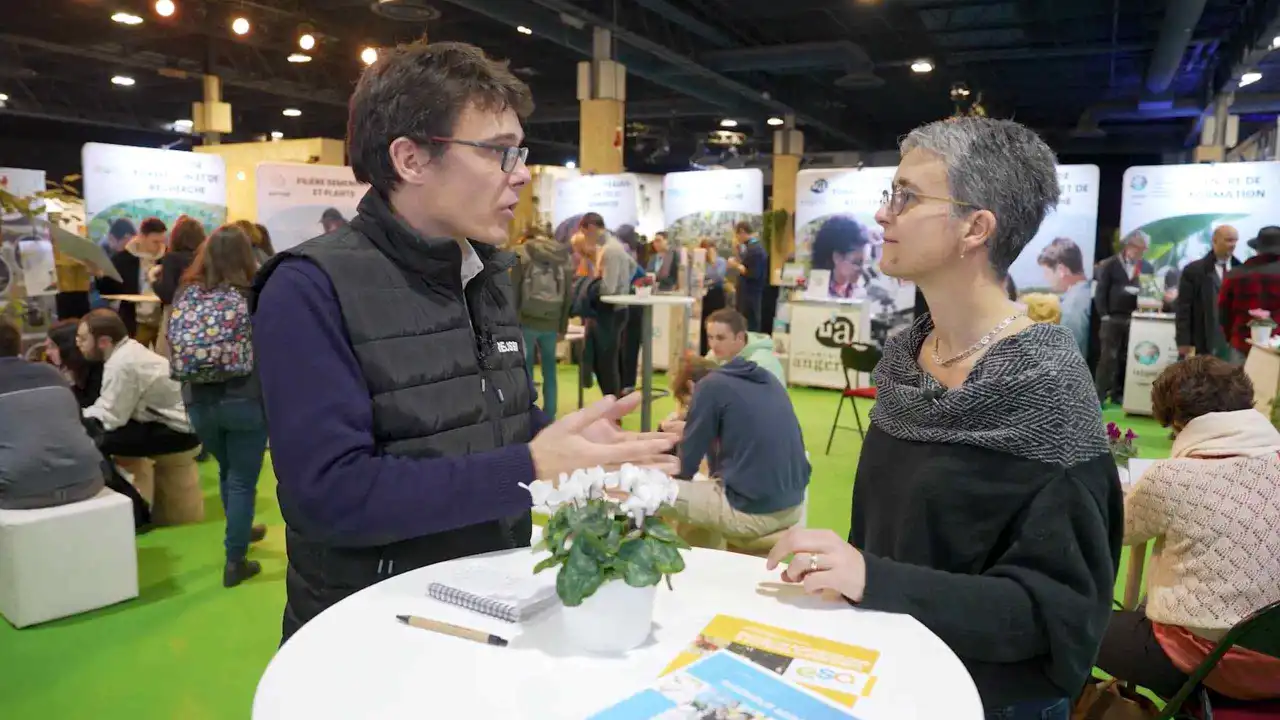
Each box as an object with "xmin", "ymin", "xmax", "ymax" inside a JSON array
[{"xmin": 767, "ymin": 117, "xmax": 1123, "ymax": 719}]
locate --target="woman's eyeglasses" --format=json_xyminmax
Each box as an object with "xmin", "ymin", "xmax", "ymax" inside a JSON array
[
  {"xmin": 429, "ymin": 137, "xmax": 529, "ymax": 174},
  {"xmin": 880, "ymin": 187, "xmax": 976, "ymax": 216}
]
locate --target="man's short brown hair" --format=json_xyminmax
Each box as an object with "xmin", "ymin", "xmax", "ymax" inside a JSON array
[
  {"xmin": 82, "ymin": 309, "xmax": 128, "ymax": 345},
  {"xmin": 1151, "ymin": 356, "xmax": 1255, "ymax": 428},
  {"xmin": 348, "ymin": 41, "xmax": 534, "ymax": 195},
  {"xmin": 706, "ymin": 308, "xmax": 748, "ymax": 337},
  {"xmin": 0, "ymin": 317, "xmax": 20, "ymax": 358},
  {"xmin": 734, "ymin": 221, "xmax": 753, "ymax": 235}
]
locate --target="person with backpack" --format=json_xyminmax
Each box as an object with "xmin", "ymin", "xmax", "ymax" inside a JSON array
[
  {"xmin": 511, "ymin": 226, "xmax": 573, "ymax": 418},
  {"xmin": 167, "ymin": 224, "xmax": 269, "ymax": 588}
]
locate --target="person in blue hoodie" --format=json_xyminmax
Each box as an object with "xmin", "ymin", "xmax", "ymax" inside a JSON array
[{"xmin": 661, "ymin": 356, "xmax": 810, "ymax": 548}]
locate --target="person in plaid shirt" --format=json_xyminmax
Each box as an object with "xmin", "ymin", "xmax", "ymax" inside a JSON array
[{"xmin": 1218, "ymin": 226, "xmax": 1280, "ymax": 363}]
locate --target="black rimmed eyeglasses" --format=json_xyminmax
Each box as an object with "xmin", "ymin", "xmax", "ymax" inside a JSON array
[
  {"xmin": 880, "ymin": 186, "xmax": 976, "ymax": 216},
  {"xmin": 428, "ymin": 136, "xmax": 529, "ymax": 174}
]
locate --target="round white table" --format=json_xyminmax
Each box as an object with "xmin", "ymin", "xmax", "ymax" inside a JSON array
[
  {"xmin": 601, "ymin": 293, "xmax": 696, "ymax": 431},
  {"xmin": 254, "ymin": 544, "xmax": 982, "ymax": 719}
]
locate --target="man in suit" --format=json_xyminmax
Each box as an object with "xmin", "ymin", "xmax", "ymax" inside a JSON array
[
  {"xmin": 1093, "ymin": 230, "xmax": 1154, "ymax": 405},
  {"xmin": 1176, "ymin": 225, "xmax": 1240, "ymax": 360}
]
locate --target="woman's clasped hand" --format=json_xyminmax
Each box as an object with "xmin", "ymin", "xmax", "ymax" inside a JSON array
[{"xmin": 765, "ymin": 528, "xmax": 867, "ymax": 603}]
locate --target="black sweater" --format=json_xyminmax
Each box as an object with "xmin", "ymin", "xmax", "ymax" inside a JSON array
[{"xmin": 850, "ymin": 316, "xmax": 1123, "ymax": 708}]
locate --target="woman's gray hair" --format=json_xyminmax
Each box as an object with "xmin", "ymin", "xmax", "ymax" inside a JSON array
[{"xmin": 900, "ymin": 117, "xmax": 1060, "ymax": 275}]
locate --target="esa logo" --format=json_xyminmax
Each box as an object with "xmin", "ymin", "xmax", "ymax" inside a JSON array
[
  {"xmin": 796, "ymin": 667, "xmax": 860, "ymax": 685},
  {"xmin": 815, "ymin": 316, "xmax": 857, "ymax": 348},
  {"xmin": 1129, "ymin": 175, "xmax": 1148, "ymax": 191},
  {"xmin": 810, "ymin": 178, "xmax": 829, "ymax": 194},
  {"xmin": 495, "ymin": 340, "xmax": 520, "ymax": 354}
]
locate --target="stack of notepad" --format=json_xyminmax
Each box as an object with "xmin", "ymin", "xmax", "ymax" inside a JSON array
[{"xmin": 427, "ymin": 565, "xmax": 558, "ymax": 623}]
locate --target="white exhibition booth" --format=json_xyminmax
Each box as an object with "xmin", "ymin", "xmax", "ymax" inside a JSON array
[
  {"xmin": 1119, "ymin": 160, "xmax": 1280, "ymax": 414},
  {"xmin": 256, "ymin": 163, "xmax": 368, "ymax": 253}
]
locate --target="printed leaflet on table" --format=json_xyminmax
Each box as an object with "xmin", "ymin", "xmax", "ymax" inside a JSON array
[
  {"xmin": 589, "ymin": 650, "xmax": 858, "ymax": 720},
  {"xmin": 662, "ymin": 615, "xmax": 880, "ymax": 709}
]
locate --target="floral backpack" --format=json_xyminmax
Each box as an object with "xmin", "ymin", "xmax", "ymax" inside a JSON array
[{"xmin": 166, "ymin": 284, "xmax": 254, "ymax": 383}]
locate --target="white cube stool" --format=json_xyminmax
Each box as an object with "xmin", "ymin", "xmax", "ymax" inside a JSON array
[{"xmin": 0, "ymin": 488, "xmax": 139, "ymax": 628}]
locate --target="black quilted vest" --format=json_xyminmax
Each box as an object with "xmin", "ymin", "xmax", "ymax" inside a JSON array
[{"xmin": 255, "ymin": 190, "xmax": 534, "ymax": 642}]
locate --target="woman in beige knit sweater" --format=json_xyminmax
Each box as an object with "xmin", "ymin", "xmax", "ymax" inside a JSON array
[{"xmin": 1095, "ymin": 356, "xmax": 1280, "ymax": 700}]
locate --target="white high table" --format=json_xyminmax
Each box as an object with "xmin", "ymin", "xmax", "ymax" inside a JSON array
[
  {"xmin": 253, "ymin": 545, "xmax": 982, "ymax": 720},
  {"xmin": 601, "ymin": 293, "xmax": 696, "ymax": 432}
]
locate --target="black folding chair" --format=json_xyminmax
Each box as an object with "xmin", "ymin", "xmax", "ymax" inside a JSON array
[
  {"xmin": 825, "ymin": 342, "xmax": 881, "ymax": 454},
  {"xmin": 1159, "ymin": 599, "xmax": 1280, "ymax": 719}
]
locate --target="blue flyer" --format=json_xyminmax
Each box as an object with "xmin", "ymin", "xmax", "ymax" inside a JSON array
[{"xmin": 588, "ymin": 650, "xmax": 858, "ymax": 720}]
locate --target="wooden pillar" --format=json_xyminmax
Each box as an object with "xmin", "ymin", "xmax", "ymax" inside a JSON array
[
  {"xmin": 577, "ymin": 27, "xmax": 625, "ymax": 174},
  {"xmin": 770, "ymin": 118, "xmax": 804, "ymax": 282}
]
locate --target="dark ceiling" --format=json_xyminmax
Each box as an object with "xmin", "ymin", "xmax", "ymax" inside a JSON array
[{"xmin": 2, "ymin": 0, "xmax": 1280, "ymax": 168}]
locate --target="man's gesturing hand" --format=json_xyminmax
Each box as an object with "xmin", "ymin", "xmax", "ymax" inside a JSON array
[
  {"xmin": 529, "ymin": 395, "xmax": 679, "ymax": 479},
  {"xmin": 765, "ymin": 528, "xmax": 867, "ymax": 603}
]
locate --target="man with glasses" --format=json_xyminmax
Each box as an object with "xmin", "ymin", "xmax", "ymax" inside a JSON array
[{"xmin": 251, "ymin": 41, "xmax": 677, "ymax": 643}]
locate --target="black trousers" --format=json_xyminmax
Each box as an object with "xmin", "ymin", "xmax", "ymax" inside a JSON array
[
  {"xmin": 1095, "ymin": 315, "xmax": 1131, "ymax": 403},
  {"xmin": 588, "ymin": 307, "xmax": 626, "ymax": 398},
  {"xmin": 100, "ymin": 420, "xmax": 201, "ymax": 458},
  {"xmin": 621, "ymin": 304, "xmax": 643, "ymax": 391},
  {"xmin": 700, "ymin": 285, "xmax": 727, "ymax": 356},
  {"xmin": 738, "ymin": 287, "xmax": 764, "ymax": 333},
  {"xmin": 1095, "ymin": 610, "xmax": 1189, "ymax": 699}
]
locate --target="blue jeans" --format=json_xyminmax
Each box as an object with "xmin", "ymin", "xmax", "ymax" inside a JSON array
[
  {"xmin": 523, "ymin": 327, "xmax": 559, "ymax": 418},
  {"xmin": 186, "ymin": 397, "xmax": 268, "ymax": 562},
  {"xmin": 985, "ymin": 698, "xmax": 1070, "ymax": 720}
]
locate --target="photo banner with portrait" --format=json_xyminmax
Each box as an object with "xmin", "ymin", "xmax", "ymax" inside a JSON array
[
  {"xmin": 663, "ymin": 168, "xmax": 764, "ymax": 255},
  {"xmin": 1120, "ymin": 161, "xmax": 1280, "ymax": 276},
  {"xmin": 551, "ymin": 174, "xmax": 640, "ymax": 241},
  {"xmin": 256, "ymin": 163, "xmax": 368, "ymax": 253},
  {"xmin": 82, "ymin": 143, "xmax": 228, "ymax": 242}
]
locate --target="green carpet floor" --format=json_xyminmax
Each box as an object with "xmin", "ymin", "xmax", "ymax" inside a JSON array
[{"xmin": 0, "ymin": 365, "xmax": 1168, "ymax": 719}]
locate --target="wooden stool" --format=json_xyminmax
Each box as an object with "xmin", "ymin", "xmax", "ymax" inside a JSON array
[{"xmin": 115, "ymin": 447, "xmax": 205, "ymax": 526}]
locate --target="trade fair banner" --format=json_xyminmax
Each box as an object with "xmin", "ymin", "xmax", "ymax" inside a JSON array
[
  {"xmin": 0, "ymin": 167, "xmax": 53, "ymax": 332},
  {"xmin": 663, "ymin": 168, "xmax": 764, "ymax": 255},
  {"xmin": 1120, "ymin": 161, "xmax": 1280, "ymax": 276},
  {"xmin": 82, "ymin": 143, "xmax": 227, "ymax": 241},
  {"xmin": 256, "ymin": 163, "xmax": 367, "ymax": 253},
  {"xmin": 635, "ymin": 173, "xmax": 665, "ymax": 240},
  {"xmin": 552, "ymin": 173, "xmax": 640, "ymax": 241},
  {"xmin": 1012, "ymin": 164, "xmax": 1101, "ymax": 290}
]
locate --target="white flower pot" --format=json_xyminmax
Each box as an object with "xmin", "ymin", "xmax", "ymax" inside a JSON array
[
  {"xmin": 1252, "ymin": 325, "xmax": 1273, "ymax": 346},
  {"xmin": 634, "ymin": 286, "xmax": 653, "ymax": 298},
  {"xmin": 561, "ymin": 580, "xmax": 657, "ymax": 654}
]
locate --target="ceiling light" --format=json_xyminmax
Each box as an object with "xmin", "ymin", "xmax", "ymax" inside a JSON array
[
  {"xmin": 231, "ymin": 16, "xmax": 250, "ymax": 35},
  {"xmin": 719, "ymin": 119, "xmax": 738, "ymax": 128},
  {"xmin": 236, "ymin": 171, "xmax": 246, "ymax": 181},
  {"xmin": 565, "ymin": 160, "xmax": 576, "ymax": 169},
  {"xmin": 361, "ymin": 47, "xmax": 378, "ymax": 65},
  {"xmin": 111, "ymin": 75, "xmax": 136, "ymax": 86},
  {"xmin": 154, "ymin": 0, "xmax": 175, "ymax": 18},
  {"xmin": 911, "ymin": 59, "xmax": 934, "ymax": 73},
  {"xmin": 282, "ymin": 108, "xmax": 301, "ymax": 117},
  {"xmin": 766, "ymin": 117, "xmax": 784, "ymax": 127},
  {"xmin": 270, "ymin": 131, "xmax": 284, "ymax": 139},
  {"xmin": 173, "ymin": 119, "xmax": 193, "ymax": 130},
  {"xmin": 1241, "ymin": 71, "xmax": 1263, "ymax": 87},
  {"xmin": 1272, "ymin": 36, "xmax": 1280, "ymax": 50},
  {"xmin": 288, "ymin": 53, "xmax": 312, "ymax": 63},
  {"xmin": 0, "ymin": 93, "xmax": 9, "ymax": 102},
  {"xmin": 112, "ymin": 12, "xmax": 144, "ymax": 25},
  {"xmin": 517, "ymin": 25, "xmax": 533, "ymax": 35},
  {"xmin": 299, "ymin": 33, "xmax": 316, "ymax": 51}
]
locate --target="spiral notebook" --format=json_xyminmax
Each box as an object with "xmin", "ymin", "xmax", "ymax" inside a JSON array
[{"xmin": 426, "ymin": 565, "xmax": 558, "ymax": 623}]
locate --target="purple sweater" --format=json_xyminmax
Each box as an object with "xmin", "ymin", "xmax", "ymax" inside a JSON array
[{"xmin": 254, "ymin": 258, "xmax": 551, "ymax": 548}]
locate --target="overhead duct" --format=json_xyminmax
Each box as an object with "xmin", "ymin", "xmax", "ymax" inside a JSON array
[
  {"xmin": 701, "ymin": 41, "xmax": 873, "ymax": 74},
  {"xmin": 1144, "ymin": 0, "xmax": 1210, "ymax": 94},
  {"xmin": 632, "ymin": 0, "xmax": 734, "ymax": 48},
  {"xmin": 1084, "ymin": 94, "xmax": 1280, "ymax": 122}
]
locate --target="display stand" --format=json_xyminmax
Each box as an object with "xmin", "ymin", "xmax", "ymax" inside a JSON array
[
  {"xmin": 785, "ymin": 297, "xmax": 871, "ymax": 390},
  {"xmin": 1121, "ymin": 311, "xmax": 1178, "ymax": 416},
  {"xmin": 1244, "ymin": 341, "xmax": 1280, "ymax": 418}
]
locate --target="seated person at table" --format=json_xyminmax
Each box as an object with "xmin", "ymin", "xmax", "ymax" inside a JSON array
[
  {"xmin": 767, "ymin": 117, "xmax": 1123, "ymax": 720},
  {"xmin": 662, "ymin": 357, "xmax": 809, "ymax": 548},
  {"xmin": 1096, "ymin": 357, "xmax": 1280, "ymax": 700},
  {"xmin": 46, "ymin": 319, "xmax": 104, "ymax": 408},
  {"xmin": 79, "ymin": 309, "xmax": 204, "ymax": 524},
  {"xmin": 96, "ymin": 216, "xmax": 167, "ymax": 343},
  {"xmin": 0, "ymin": 318, "xmax": 105, "ymax": 509},
  {"xmin": 703, "ymin": 308, "xmax": 785, "ymax": 386}
]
